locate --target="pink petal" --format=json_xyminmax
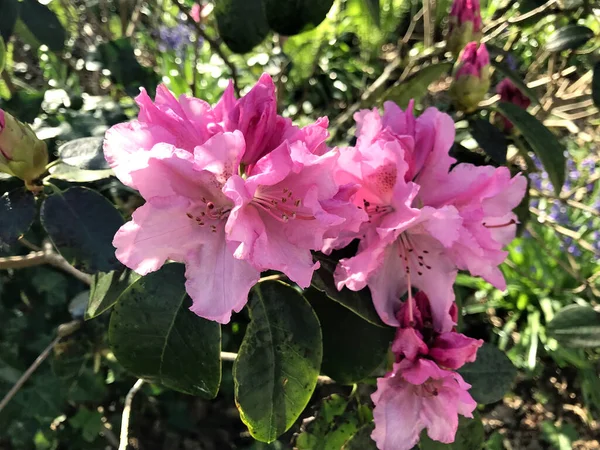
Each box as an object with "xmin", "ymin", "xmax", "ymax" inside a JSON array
[
  {"xmin": 429, "ymin": 332, "xmax": 484, "ymax": 369},
  {"xmin": 391, "ymin": 327, "xmax": 429, "ymax": 361},
  {"xmin": 194, "ymin": 131, "xmax": 245, "ymax": 184},
  {"xmin": 113, "ymin": 196, "xmax": 207, "ymax": 275},
  {"xmin": 185, "ymin": 228, "xmax": 260, "ymax": 324}
]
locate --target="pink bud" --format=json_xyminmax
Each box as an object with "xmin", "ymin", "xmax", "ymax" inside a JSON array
[
  {"xmin": 190, "ymin": 3, "xmax": 202, "ymax": 23},
  {"xmin": 495, "ymin": 79, "xmax": 531, "ymax": 130},
  {"xmin": 455, "ymin": 42, "xmax": 489, "ymax": 79},
  {"xmin": 450, "ymin": 0, "xmax": 482, "ymax": 33}
]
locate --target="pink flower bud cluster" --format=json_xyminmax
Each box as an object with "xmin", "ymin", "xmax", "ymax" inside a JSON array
[
  {"xmin": 371, "ymin": 292, "xmax": 483, "ymax": 450},
  {"xmin": 447, "ymin": 0, "xmax": 483, "ymax": 55},
  {"xmin": 450, "ymin": 42, "xmax": 491, "ymax": 112}
]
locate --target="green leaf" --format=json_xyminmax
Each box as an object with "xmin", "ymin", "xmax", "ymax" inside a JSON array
[
  {"xmin": 0, "ymin": 36, "xmax": 6, "ymax": 75},
  {"xmin": 469, "ymin": 118, "xmax": 508, "ymax": 165},
  {"xmin": 41, "ymin": 187, "xmax": 124, "ymax": 273},
  {"xmin": 540, "ymin": 421, "xmax": 578, "ymax": 450},
  {"xmin": 0, "ymin": 0, "xmax": 19, "ymax": 42},
  {"xmin": 215, "ymin": 0, "xmax": 269, "ymax": 54},
  {"xmin": 306, "ymin": 288, "xmax": 393, "ymax": 384},
  {"xmin": 495, "ymin": 102, "xmax": 565, "ymax": 195},
  {"xmin": 419, "ymin": 414, "xmax": 484, "ymax": 450},
  {"xmin": 490, "ymin": 60, "xmax": 540, "ymax": 107},
  {"xmin": 362, "ymin": 0, "xmax": 380, "ymax": 27},
  {"xmin": 342, "ymin": 423, "xmax": 377, "ymax": 449},
  {"xmin": 380, "ymin": 62, "xmax": 452, "ymax": 109},
  {"xmin": 109, "ymin": 264, "xmax": 221, "ymax": 398},
  {"xmin": 1, "ymin": 90, "xmax": 44, "ymax": 123},
  {"xmin": 545, "ymin": 25, "xmax": 594, "ymax": 53},
  {"xmin": 57, "ymin": 137, "xmax": 108, "ymax": 170},
  {"xmin": 86, "ymin": 269, "xmax": 140, "ymax": 320},
  {"xmin": 311, "ymin": 254, "xmax": 384, "ymax": 327},
  {"xmin": 592, "ymin": 62, "xmax": 600, "ymax": 109},
  {"xmin": 47, "ymin": 163, "xmax": 114, "ymax": 183},
  {"xmin": 458, "ymin": 343, "xmax": 516, "ymax": 404},
  {"xmin": 234, "ymin": 280, "xmax": 323, "ymax": 442},
  {"xmin": 69, "ymin": 407, "xmax": 105, "ymax": 443},
  {"xmin": 19, "ymin": 0, "xmax": 66, "ymax": 52},
  {"xmin": 295, "ymin": 395, "xmax": 360, "ymax": 450},
  {"xmin": 264, "ymin": 0, "xmax": 334, "ymax": 36},
  {"xmin": 546, "ymin": 304, "xmax": 600, "ymax": 348},
  {"xmin": 0, "ymin": 188, "xmax": 36, "ymax": 248}
]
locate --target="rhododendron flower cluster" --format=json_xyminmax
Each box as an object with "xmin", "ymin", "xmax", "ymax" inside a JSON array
[
  {"xmin": 104, "ymin": 73, "xmax": 526, "ymax": 449},
  {"xmin": 331, "ymin": 101, "xmax": 526, "ymax": 332},
  {"xmin": 104, "ymin": 74, "xmax": 364, "ymax": 323},
  {"xmin": 371, "ymin": 292, "xmax": 483, "ymax": 450}
]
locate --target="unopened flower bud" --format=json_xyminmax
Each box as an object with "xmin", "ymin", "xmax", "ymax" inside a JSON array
[
  {"xmin": 0, "ymin": 109, "xmax": 49, "ymax": 182},
  {"xmin": 447, "ymin": 0, "xmax": 483, "ymax": 56},
  {"xmin": 494, "ymin": 78, "xmax": 531, "ymax": 131},
  {"xmin": 449, "ymin": 42, "xmax": 490, "ymax": 113}
]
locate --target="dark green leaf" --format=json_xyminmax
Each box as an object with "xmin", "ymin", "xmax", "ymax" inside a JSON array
[
  {"xmin": 69, "ymin": 407, "xmax": 105, "ymax": 443},
  {"xmin": 496, "ymin": 102, "xmax": 565, "ymax": 195},
  {"xmin": 234, "ymin": 280, "xmax": 322, "ymax": 442},
  {"xmin": 491, "ymin": 59, "xmax": 540, "ymax": 106},
  {"xmin": 295, "ymin": 394, "xmax": 360, "ymax": 450},
  {"xmin": 215, "ymin": 0, "xmax": 269, "ymax": 54},
  {"xmin": 592, "ymin": 62, "xmax": 600, "ymax": 109},
  {"xmin": 0, "ymin": 188, "xmax": 36, "ymax": 248},
  {"xmin": 458, "ymin": 343, "xmax": 516, "ymax": 404},
  {"xmin": 342, "ymin": 423, "xmax": 377, "ymax": 450},
  {"xmin": 264, "ymin": 0, "xmax": 334, "ymax": 36},
  {"xmin": 547, "ymin": 304, "xmax": 600, "ymax": 348},
  {"xmin": 545, "ymin": 25, "xmax": 594, "ymax": 53},
  {"xmin": 1, "ymin": 90, "xmax": 44, "ymax": 123},
  {"xmin": 19, "ymin": 0, "xmax": 66, "ymax": 52},
  {"xmin": 0, "ymin": 0, "xmax": 19, "ymax": 42},
  {"xmin": 41, "ymin": 187, "xmax": 124, "ymax": 273},
  {"xmin": 86, "ymin": 269, "xmax": 140, "ymax": 320},
  {"xmin": 419, "ymin": 414, "xmax": 484, "ymax": 449},
  {"xmin": 306, "ymin": 288, "xmax": 393, "ymax": 384},
  {"xmin": 469, "ymin": 118, "xmax": 508, "ymax": 165},
  {"xmin": 109, "ymin": 264, "xmax": 221, "ymax": 398},
  {"xmin": 311, "ymin": 254, "xmax": 384, "ymax": 327},
  {"xmin": 362, "ymin": 0, "xmax": 380, "ymax": 27},
  {"xmin": 57, "ymin": 137, "xmax": 108, "ymax": 170},
  {"xmin": 380, "ymin": 63, "xmax": 453, "ymax": 109},
  {"xmin": 0, "ymin": 36, "xmax": 6, "ymax": 74}
]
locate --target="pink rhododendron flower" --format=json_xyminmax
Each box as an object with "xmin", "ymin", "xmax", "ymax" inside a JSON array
[
  {"xmin": 333, "ymin": 102, "xmax": 526, "ymax": 331},
  {"xmin": 371, "ymin": 358, "xmax": 477, "ymax": 450},
  {"xmin": 104, "ymin": 74, "xmax": 363, "ymax": 323}
]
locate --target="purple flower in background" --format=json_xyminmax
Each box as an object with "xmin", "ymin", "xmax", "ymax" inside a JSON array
[{"xmin": 158, "ymin": 24, "xmax": 193, "ymax": 58}]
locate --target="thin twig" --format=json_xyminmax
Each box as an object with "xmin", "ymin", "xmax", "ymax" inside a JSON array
[
  {"xmin": 119, "ymin": 379, "xmax": 145, "ymax": 450},
  {"xmin": 125, "ymin": 0, "xmax": 144, "ymax": 37},
  {"xmin": 173, "ymin": 0, "xmax": 240, "ymax": 96},
  {"xmin": 0, "ymin": 335, "xmax": 62, "ymax": 413}
]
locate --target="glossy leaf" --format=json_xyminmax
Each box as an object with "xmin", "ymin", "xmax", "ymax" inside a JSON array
[
  {"xmin": 380, "ymin": 62, "xmax": 452, "ymax": 109},
  {"xmin": 295, "ymin": 394, "xmax": 360, "ymax": 450},
  {"xmin": 496, "ymin": 102, "xmax": 565, "ymax": 195},
  {"xmin": 41, "ymin": 187, "xmax": 124, "ymax": 273},
  {"xmin": 234, "ymin": 281, "xmax": 322, "ymax": 442},
  {"xmin": 0, "ymin": 36, "xmax": 6, "ymax": 75},
  {"xmin": 545, "ymin": 25, "xmax": 594, "ymax": 52},
  {"xmin": 592, "ymin": 62, "xmax": 600, "ymax": 109},
  {"xmin": 0, "ymin": 0, "xmax": 19, "ymax": 42},
  {"xmin": 311, "ymin": 256, "xmax": 384, "ymax": 327},
  {"xmin": 215, "ymin": 0, "xmax": 269, "ymax": 54},
  {"xmin": 57, "ymin": 137, "xmax": 108, "ymax": 170},
  {"xmin": 264, "ymin": 0, "xmax": 334, "ymax": 36},
  {"xmin": 0, "ymin": 188, "xmax": 36, "ymax": 248},
  {"xmin": 19, "ymin": 0, "xmax": 66, "ymax": 52},
  {"xmin": 86, "ymin": 269, "xmax": 140, "ymax": 320},
  {"xmin": 469, "ymin": 118, "xmax": 508, "ymax": 165},
  {"xmin": 306, "ymin": 288, "xmax": 393, "ymax": 384},
  {"xmin": 547, "ymin": 304, "xmax": 600, "ymax": 348},
  {"xmin": 47, "ymin": 163, "xmax": 114, "ymax": 183},
  {"xmin": 458, "ymin": 343, "xmax": 516, "ymax": 404},
  {"xmin": 342, "ymin": 423, "xmax": 377, "ymax": 449},
  {"xmin": 419, "ymin": 414, "xmax": 484, "ymax": 450},
  {"xmin": 109, "ymin": 264, "xmax": 221, "ymax": 398},
  {"xmin": 491, "ymin": 59, "xmax": 540, "ymax": 106}
]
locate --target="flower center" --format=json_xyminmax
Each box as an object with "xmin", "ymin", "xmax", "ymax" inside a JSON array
[
  {"xmin": 415, "ymin": 379, "xmax": 441, "ymax": 397},
  {"xmin": 185, "ymin": 196, "xmax": 231, "ymax": 233},
  {"xmin": 252, "ymin": 186, "xmax": 314, "ymax": 223}
]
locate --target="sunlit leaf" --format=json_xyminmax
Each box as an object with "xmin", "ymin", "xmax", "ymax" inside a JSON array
[
  {"xmin": 547, "ymin": 304, "xmax": 600, "ymax": 348},
  {"xmin": 545, "ymin": 25, "xmax": 594, "ymax": 52}
]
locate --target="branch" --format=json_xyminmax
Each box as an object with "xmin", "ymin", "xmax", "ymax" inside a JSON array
[
  {"xmin": 173, "ymin": 0, "xmax": 241, "ymax": 97},
  {"xmin": 118, "ymin": 379, "xmax": 145, "ymax": 450},
  {"xmin": 0, "ymin": 321, "xmax": 80, "ymax": 414}
]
